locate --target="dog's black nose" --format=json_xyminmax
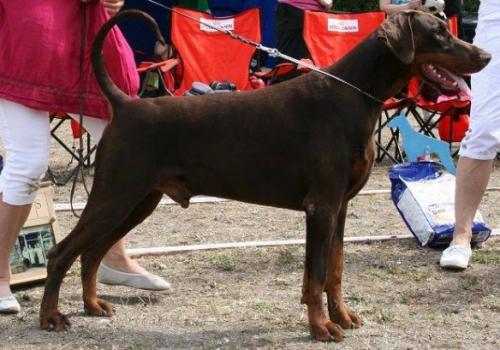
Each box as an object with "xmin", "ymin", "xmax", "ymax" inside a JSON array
[{"xmin": 479, "ymin": 51, "xmax": 492, "ymax": 66}]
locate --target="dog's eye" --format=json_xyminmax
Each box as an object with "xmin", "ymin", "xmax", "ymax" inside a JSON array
[{"xmin": 431, "ymin": 26, "xmax": 445, "ymax": 36}]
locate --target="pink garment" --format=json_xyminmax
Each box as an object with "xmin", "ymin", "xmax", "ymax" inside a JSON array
[
  {"xmin": 278, "ymin": 0, "xmax": 323, "ymax": 11},
  {"xmin": 0, "ymin": 0, "xmax": 139, "ymax": 120}
]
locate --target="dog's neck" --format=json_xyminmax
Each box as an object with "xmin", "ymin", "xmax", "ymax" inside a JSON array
[{"xmin": 324, "ymin": 33, "xmax": 412, "ymax": 108}]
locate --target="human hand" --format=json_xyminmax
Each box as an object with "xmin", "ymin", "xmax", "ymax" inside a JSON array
[
  {"xmin": 408, "ymin": 0, "xmax": 422, "ymax": 10},
  {"xmin": 297, "ymin": 58, "xmax": 315, "ymax": 72},
  {"xmin": 103, "ymin": 0, "xmax": 125, "ymax": 16}
]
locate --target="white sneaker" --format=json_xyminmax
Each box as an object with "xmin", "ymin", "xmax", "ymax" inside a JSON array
[
  {"xmin": 440, "ymin": 245, "xmax": 472, "ymax": 270},
  {"xmin": 0, "ymin": 295, "xmax": 21, "ymax": 314}
]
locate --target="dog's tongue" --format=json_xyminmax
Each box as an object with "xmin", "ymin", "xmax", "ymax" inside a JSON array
[
  {"xmin": 446, "ymin": 69, "xmax": 471, "ymax": 96},
  {"xmin": 423, "ymin": 64, "xmax": 471, "ymax": 96}
]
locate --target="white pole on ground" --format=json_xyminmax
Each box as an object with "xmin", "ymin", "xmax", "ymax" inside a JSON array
[{"xmin": 126, "ymin": 229, "xmax": 500, "ymax": 258}]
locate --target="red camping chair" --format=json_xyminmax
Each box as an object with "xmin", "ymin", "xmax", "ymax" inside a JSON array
[
  {"xmin": 303, "ymin": 11, "xmax": 385, "ymax": 68},
  {"xmin": 137, "ymin": 7, "xmax": 262, "ymax": 96},
  {"xmin": 139, "ymin": 7, "xmax": 262, "ymax": 96},
  {"xmin": 301, "ymin": 11, "xmax": 409, "ymax": 162}
]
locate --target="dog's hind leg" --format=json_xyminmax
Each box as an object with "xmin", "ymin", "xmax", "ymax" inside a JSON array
[
  {"xmin": 301, "ymin": 196, "xmax": 345, "ymax": 342},
  {"xmin": 81, "ymin": 190, "xmax": 163, "ymax": 317},
  {"xmin": 39, "ymin": 236, "xmax": 81, "ymax": 331},
  {"xmin": 325, "ymin": 202, "xmax": 362, "ymax": 330},
  {"xmin": 40, "ymin": 174, "xmax": 157, "ymax": 331}
]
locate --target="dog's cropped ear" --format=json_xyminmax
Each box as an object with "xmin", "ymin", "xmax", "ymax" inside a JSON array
[{"xmin": 378, "ymin": 11, "xmax": 416, "ymax": 65}]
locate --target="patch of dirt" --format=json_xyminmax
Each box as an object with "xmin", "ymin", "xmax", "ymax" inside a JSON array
[{"xmin": 0, "ymin": 124, "xmax": 499, "ymax": 349}]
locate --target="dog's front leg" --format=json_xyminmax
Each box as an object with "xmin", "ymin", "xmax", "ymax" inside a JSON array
[
  {"xmin": 301, "ymin": 202, "xmax": 344, "ymax": 342},
  {"xmin": 325, "ymin": 203, "xmax": 362, "ymax": 330}
]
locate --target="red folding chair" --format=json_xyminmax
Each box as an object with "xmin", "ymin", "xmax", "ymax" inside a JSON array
[
  {"xmin": 137, "ymin": 7, "xmax": 262, "ymax": 97},
  {"xmin": 301, "ymin": 11, "xmax": 408, "ymax": 162},
  {"xmin": 171, "ymin": 7, "xmax": 262, "ymax": 94},
  {"xmin": 303, "ymin": 11, "xmax": 386, "ymax": 68}
]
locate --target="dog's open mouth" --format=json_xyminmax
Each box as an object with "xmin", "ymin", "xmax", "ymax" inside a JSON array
[{"xmin": 420, "ymin": 63, "xmax": 470, "ymax": 96}]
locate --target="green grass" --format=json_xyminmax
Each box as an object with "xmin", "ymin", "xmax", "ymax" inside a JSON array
[
  {"xmin": 464, "ymin": 275, "xmax": 479, "ymax": 288},
  {"xmin": 345, "ymin": 292, "xmax": 365, "ymax": 304},
  {"xmin": 400, "ymin": 293, "xmax": 412, "ymax": 305},
  {"xmin": 203, "ymin": 252, "xmax": 239, "ymax": 271},
  {"xmin": 278, "ymin": 249, "xmax": 298, "ymax": 266},
  {"xmin": 481, "ymin": 297, "xmax": 500, "ymax": 312},
  {"xmin": 427, "ymin": 312, "xmax": 455, "ymax": 326},
  {"xmin": 471, "ymin": 251, "xmax": 500, "ymax": 264},
  {"xmin": 247, "ymin": 299, "xmax": 271, "ymax": 312},
  {"xmin": 364, "ymin": 266, "xmax": 430, "ymax": 282},
  {"xmin": 361, "ymin": 306, "xmax": 396, "ymax": 322},
  {"xmin": 379, "ymin": 309, "xmax": 396, "ymax": 322}
]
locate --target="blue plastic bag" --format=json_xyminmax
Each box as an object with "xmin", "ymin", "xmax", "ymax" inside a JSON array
[{"xmin": 389, "ymin": 161, "xmax": 491, "ymax": 247}]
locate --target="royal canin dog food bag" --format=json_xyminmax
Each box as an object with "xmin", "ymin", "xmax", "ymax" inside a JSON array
[{"xmin": 389, "ymin": 161, "xmax": 491, "ymax": 248}]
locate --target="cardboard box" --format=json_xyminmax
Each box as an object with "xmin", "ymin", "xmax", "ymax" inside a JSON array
[{"xmin": 10, "ymin": 183, "xmax": 61, "ymax": 286}]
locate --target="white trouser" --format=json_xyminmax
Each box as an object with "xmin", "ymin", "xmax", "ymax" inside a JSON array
[
  {"xmin": 458, "ymin": 4, "xmax": 500, "ymax": 160},
  {"xmin": 0, "ymin": 98, "xmax": 107, "ymax": 205}
]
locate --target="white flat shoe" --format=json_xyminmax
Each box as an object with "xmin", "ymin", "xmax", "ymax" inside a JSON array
[
  {"xmin": 440, "ymin": 245, "xmax": 472, "ymax": 270},
  {"xmin": 97, "ymin": 263, "xmax": 171, "ymax": 291},
  {"xmin": 0, "ymin": 295, "xmax": 21, "ymax": 314}
]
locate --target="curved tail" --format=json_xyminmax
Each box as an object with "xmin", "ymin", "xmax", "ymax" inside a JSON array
[{"xmin": 91, "ymin": 10, "xmax": 167, "ymax": 107}]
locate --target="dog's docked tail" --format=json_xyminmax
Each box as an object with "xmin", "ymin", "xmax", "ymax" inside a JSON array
[{"xmin": 91, "ymin": 10, "xmax": 167, "ymax": 107}]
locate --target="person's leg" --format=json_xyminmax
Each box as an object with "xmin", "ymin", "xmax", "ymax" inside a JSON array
[
  {"xmin": 440, "ymin": 155, "xmax": 494, "ymax": 269},
  {"xmin": 452, "ymin": 157, "xmax": 493, "ymax": 247},
  {"xmin": 68, "ymin": 114, "xmax": 169, "ymax": 289},
  {"xmin": 0, "ymin": 99, "xmax": 50, "ymax": 311},
  {"xmin": 0, "ymin": 198, "xmax": 31, "ymax": 297},
  {"xmin": 441, "ymin": 11, "xmax": 500, "ymax": 268},
  {"xmin": 272, "ymin": 3, "xmax": 309, "ymax": 84}
]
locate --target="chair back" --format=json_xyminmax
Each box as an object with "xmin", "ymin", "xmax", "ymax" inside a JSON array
[
  {"xmin": 171, "ymin": 7, "xmax": 261, "ymax": 95},
  {"xmin": 303, "ymin": 11, "xmax": 385, "ymax": 68},
  {"xmin": 448, "ymin": 15, "xmax": 459, "ymax": 37}
]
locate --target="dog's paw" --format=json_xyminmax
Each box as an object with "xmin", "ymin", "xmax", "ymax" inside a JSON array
[
  {"xmin": 84, "ymin": 298, "xmax": 114, "ymax": 317},
  {"xmin": 40, "ymin": 310, "xmax": 71, "ymax": 332},
  {"xmin": 311, "ymin": 320, "xmax": 345, "ymax": 342},
  {"xmin": 329, "ymin": 306, "xmax": 362, "ymax": 330}
]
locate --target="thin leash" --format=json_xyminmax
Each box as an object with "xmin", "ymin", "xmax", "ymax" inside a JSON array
[
  {"xmin": 69, "ymin": 2, "xmax": 92, "ymax": 217},
  {"xmin": 144, "ymin": 0, "xmax": 385, "ymax": 104}
]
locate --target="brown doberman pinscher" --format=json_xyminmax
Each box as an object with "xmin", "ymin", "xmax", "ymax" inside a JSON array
[{"xmin": 40, "ymin": 10, "xmax": 490, "ymax": 341}]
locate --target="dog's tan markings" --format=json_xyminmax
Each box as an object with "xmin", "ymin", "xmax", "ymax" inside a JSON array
[
  {"xmin": 301, "ymin": 271, "xmax": 344, "ymax": 342},
  {"xmin": 84, "ymin": 298, "xmax": 114, "ymax": 317},
  {"xmin": 325, "ymin": 212, "xmax": 362, "ymax": 330}
]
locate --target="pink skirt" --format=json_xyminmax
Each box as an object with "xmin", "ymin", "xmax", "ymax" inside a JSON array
[{"xmin": 0, "ymin": 0, "xmax": 139, "ymax": 120}]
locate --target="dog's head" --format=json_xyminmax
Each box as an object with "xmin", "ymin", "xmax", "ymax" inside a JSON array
[{"xmin": 378, "ymin": 11, "xmax": 491, "ymax": 95}]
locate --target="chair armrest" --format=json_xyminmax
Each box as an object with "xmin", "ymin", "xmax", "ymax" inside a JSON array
[
  {"xmin": 253, "ymin": 63, "xmax": 297, "ymax": 79},
  {"xmin": 137, "ymin": 58, "xmax": 180, "ymax": 74}
]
